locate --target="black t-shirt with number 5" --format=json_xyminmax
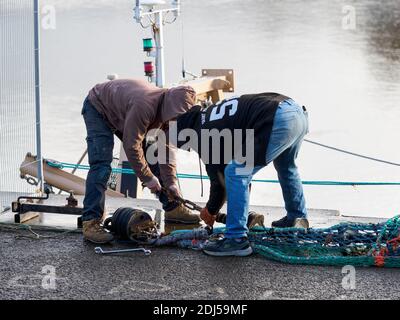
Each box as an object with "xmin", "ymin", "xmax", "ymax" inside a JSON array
[{"xmin": 176, "ymin": 92, "xmax": 290, "ymax": 215}]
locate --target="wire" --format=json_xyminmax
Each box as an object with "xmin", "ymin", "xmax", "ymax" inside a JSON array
[
  {"xmin": 304, "ymin": 139, "xmax": 400, "ymax": 167},
  {"xmin": 180, "ymin": 5, "xmax": 186, "ymax": 79},
  {"xmin": 139, "ymin": 16, "xmax": 153, "ymax": 29},
  {"xmin": 198, "ymin": 155, "xmax": 204, "ymax": 197}
]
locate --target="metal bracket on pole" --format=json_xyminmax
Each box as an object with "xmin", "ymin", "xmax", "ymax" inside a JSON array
[{"xmin": 134, "ymin": 0, "xmax": 181, "ymax": 88}]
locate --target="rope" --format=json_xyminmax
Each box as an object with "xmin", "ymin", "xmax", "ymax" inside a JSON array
[
  {"xmin": 45, "ymin": 160, "xmax": 400, "ymax": 187},
  {"xmin": 0, "ymin": 222, "xmax": 78, "ymax": 240},
  {"xmin": 305, "ymin": 139, "xmax": 400, "ymax": 167},
  {"xmin": 180, "ymin": 3, "xmax": 186, "ymax": 79}
]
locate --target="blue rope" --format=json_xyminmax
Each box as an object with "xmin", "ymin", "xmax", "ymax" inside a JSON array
[{"xmin": 46, "ymin": 160, "xmax": 400, "ymax": 187}]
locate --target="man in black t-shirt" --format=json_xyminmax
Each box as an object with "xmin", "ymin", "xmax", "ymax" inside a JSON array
[{"xmin": 169, "ymin": 93, "xmax": 310, "ymax": 257}]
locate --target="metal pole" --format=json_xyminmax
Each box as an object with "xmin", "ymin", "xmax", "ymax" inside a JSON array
[
  {"xmin": 34, "ymin": 0, "xmax": 44, "ymax": 193},
  {"xmin": 134, "ymin": 0, "xmax": 141, "ymax": 23},
  {"xmin": 154, "ymin": 11, "xmax": 165, "ymax": 88}
]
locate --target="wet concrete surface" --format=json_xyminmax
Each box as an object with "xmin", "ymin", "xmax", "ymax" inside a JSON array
[{"xmin": 1, "ymin": 229, "xmax": 399, "ymax": 300}]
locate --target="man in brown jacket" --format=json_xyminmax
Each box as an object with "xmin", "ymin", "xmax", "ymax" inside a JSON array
[{"xmin": 81, "ymin": 79, "xmax": 200, "ymax": 244}]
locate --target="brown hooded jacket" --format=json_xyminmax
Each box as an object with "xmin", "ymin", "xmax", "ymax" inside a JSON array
[{"xmin": 88, "ymin": 79, "xmax": 196, "ymax": 187}]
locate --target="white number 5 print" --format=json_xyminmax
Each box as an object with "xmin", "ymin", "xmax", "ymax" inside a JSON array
[{"xmin": 209, "ymin": 99, "xmax": 239, "ymax": 122}]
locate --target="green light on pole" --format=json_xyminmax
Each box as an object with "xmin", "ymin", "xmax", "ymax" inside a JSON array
[{"xmin": 143, "ymin": 38, "xmax": 154, "ymax": 52}]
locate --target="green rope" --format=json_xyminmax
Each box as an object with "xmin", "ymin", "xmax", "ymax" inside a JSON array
[
  {"xmin": 46, "ymin": 160, "xmax": 400, "ymax": 187},
  {"xmin": 254, "ymin": 244, "xmax": 376, "ymax": 267}
]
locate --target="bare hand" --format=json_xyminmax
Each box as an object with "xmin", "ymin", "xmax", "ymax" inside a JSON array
[
  {"xmin": 145, "ymin": 176, "xmax": 162, "ymax": 194},
  {"xmin": 200, "ymin": 208, "xmax": 217, "ymax": 227}
]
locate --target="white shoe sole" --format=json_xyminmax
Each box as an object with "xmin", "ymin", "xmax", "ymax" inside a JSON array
[{"xmin": 203, "ymin": 246, "xmax": 253, "ymax": 257}]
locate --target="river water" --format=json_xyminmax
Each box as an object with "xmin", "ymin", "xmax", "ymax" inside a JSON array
[{"xmin": 38, "ymin": 0, "xmax": 400, "ymax": 217}]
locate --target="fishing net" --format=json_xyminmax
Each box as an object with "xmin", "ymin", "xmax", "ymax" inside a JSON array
[
  {"xmin": 163, "ymin": 215, "xmax": 400, "ymax": 268},
  {"xmin": 249, "ymin": 215, "xmax": 400, "ymax": 267}
]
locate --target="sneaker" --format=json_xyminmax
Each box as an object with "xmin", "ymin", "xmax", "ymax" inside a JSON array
[
  {"xmin": 83, "ymin": 219, "xmax": 114, "ymax": 244},
  {"xmin": 165, "ymin": 204, "xmax": 201, "ymax": 224},
  {"xmin": 271, "ymin": 216, "xmax": 310, "ymax": 229},
  {"xmin": 248, "ymin": 212, "xmax": 265, "ymax": 228},
  {"xmin": 203, "ymin": 237, "xmax": 253, "ymax": 257}
]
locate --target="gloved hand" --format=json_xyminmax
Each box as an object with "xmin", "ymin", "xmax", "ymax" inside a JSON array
[
  {"xmin": 145, "ymin": 176, "xmax": 162, "ymax": 194},
  {"xmin": 200, "ymin": 207, "xmax": 217, "ymax": 227},
  {"xmin": 168, "ymin": 183, "xmax": 182, "ymax": 199}
]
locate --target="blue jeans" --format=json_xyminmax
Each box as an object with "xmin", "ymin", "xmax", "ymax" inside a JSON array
[
  {"xmin": 224, "ymin": 99, "xmax": 309, "ymax": 239},
  {"xmin": 82, "ymin": 98, "xmax": 177, "ymax": 222}
]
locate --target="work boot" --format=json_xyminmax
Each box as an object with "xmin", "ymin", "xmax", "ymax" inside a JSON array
[
  {"xmin": 271, "ymin": 216, "xmax": 310, "ymax": 229},
  {"xmin": 165, "ymin": 204, "xmax": 201, "ymax": 224},
  {"xmin": 83, "ymin": 219, "xmax": 114, "ymax": 244},
  {"xmin": 247, "ymin": 212, "xmax": 265, "ymax": 228},
  {"xmin": 216, "ymin": 212, "xmax": 265, "ymax": 228}
]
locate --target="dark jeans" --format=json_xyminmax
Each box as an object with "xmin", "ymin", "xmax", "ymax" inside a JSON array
[{"xmin": 81, "ymin": 98, "xmax": 177, "ymax": 222}]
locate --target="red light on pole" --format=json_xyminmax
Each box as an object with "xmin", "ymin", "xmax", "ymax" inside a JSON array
[{"xmin": 144, "ymin": 61, "xmax": 154, "ymax": 77}]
